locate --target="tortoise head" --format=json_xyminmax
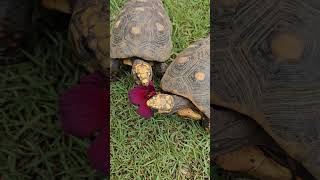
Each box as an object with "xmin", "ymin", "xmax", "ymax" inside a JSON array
[
  {"xmin": 146, "ymin": 94, "xmax": 174, "ymax": 113},
  {"xmin": 132, "ymin": 59, "xmax": 153, "ymax": 86}
]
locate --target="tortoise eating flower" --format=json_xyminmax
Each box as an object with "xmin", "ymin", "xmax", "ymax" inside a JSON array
[
  {"xmin": 128, "ymin": 81, "xmax": 157, "ymax": 119},
  {"xmin": 147, "ymin": 36, "xmax": 210, "ymax": 131}
]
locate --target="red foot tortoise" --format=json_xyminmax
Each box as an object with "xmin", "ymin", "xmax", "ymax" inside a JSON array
[
  {"xmin": 111, "ymin": 0, "xmax": 172, "ymax": 86},
  {"xmin": 212, "ymin": 0, "xmax": 320, "ymax": 179},
  {"xmin": 147, "ymin": 36, "xmax": 210, "ymax": 130}
]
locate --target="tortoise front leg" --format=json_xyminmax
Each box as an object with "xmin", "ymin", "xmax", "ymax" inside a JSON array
[
  {"xmin": 216, "ymin": 146, "xmax": 293, "ymax": 180},
  {"xmin": 147, "ymin": 93, "xmax": 203, "ymax": 120},
  {"xmin": 177, "ymin": 108, "xmax": 202, "ymax": 120}
]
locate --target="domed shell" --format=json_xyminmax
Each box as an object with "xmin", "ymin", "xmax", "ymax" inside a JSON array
[
  {"xmin": 161, "ymin": 36, "xmax": 210, "ymax": 118},
  {"xmin": 111, "ymin": 0, "xmax": 172, "ymax": 62},
  {"xmin": 69, "ymin": 0, "xmax": 109, "ymax": 74}
]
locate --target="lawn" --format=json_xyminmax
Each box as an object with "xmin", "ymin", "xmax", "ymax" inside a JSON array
[
  {"xmin": 0, "ymin": 11, "xmax": 106, "ymax": 180},
  {"xmin": 0, "ymin": 0, "xmax": 210, "ymax": 179},
  {"xmin": 110, "ymin": 0, "xmax": 210, "ymax": 179}
]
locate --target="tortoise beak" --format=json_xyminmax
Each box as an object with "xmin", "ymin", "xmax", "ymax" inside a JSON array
[
  {"xmin": 141, "ymin": 79, "xmax": 149, "ymax": 86},
  {"xmin": 146, "ymin": 97, "xmax": 157, "ymax": 109}
]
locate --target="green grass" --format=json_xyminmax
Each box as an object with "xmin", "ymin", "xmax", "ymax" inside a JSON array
[
  {"xmin": 0, "ymin": 28, "xmax": 105, "ymax": 179},
  {"xmin": 110, "ymin": 0, "xmax": 210, "ymax": 179},
  {"xmin": 0, "ymin": 0, "xmax": 210, "ymax": 179}
]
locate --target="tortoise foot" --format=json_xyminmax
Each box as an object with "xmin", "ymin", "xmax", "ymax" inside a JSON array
[
  {"xmin": 215, "ymin": 147, "xmax": 292, "ymax": 180},
  {"xmin": 177, "ymin": 107, "xmax": 202, "ymax": 120}
]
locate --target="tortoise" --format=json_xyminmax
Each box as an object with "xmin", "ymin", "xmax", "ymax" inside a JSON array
[
  {"xmin": 147, "ymin": 36, "xmax": 210, "ymax": 130},
  {"xmin": 212, "ymin": 106, "xmax": 316, "ymax": 180},
  {"xmin": 110, "ymin": 0, "xmax": 172, "ymax": 86},
  {"xmin": 0, "ymin": 0, "xmax": 110, "ymax": 75},
  {"xmin": 212, "ymin": 0, "xmax": 320, "ymax": 179}
]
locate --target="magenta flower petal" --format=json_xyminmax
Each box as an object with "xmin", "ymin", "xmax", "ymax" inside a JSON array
[
  {"xmin": 59, "ymin": 73, "xmax": 108, "ymax": 138},
  {"xmin": 147, "ymin": 81, "xmax": 155, "ymax": 93},
  {"xmin": 128, "ymin": 85, "xmax": 148, "ymax": 105},
  {"xmin": 137, "ymin": 104, "xmax": 154, "ymax": 119},
  {"xmin": 80, "ymin": 72, "xmax": 107, "ymax": 88},
  {"xmin": 128, "ymin": 81, "xmax": 156, "ymax": 119},
  {"xmin": 87, "ymin": 127, "xmax": 109, "ymax": 175}
]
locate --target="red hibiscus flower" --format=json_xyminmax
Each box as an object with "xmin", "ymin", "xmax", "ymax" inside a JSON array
[
  {"xmin": 128, "ymin": 81, "xmax": 156, "ymax": 118},
  {"xmin": 59, "ymin": 72, "xmax": 109, "ymax": 175}
]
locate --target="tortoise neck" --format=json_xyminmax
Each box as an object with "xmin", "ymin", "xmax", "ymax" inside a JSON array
[{"xmin": 171, "ymin": 95, "xmax": 196, "ymax": 113}]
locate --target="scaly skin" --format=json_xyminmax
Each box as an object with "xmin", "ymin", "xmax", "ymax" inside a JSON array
[{"xmin": 212, "ymin": 0, "xmax": 320, "ymax": 178}]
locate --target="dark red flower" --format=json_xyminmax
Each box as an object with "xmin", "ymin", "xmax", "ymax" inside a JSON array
[
  {"xmin": 59, "ymin": 71, "xmax": 109, "ymax": 175},
  {"xmin": 128, "ymin": 81, "xmax": 156, "ymax": 118},
  {"xmin": 59, "ymin": 72, "xmax": 108, "ymax": 138},
  {"xmin": 87, "ymin": 127, "xmax": 109, "ymax": 175}
]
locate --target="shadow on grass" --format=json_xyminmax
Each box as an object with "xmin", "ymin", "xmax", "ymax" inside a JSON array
[{"xmin": 0, "ymin": 26, "xmax": 105, "ymax": 179}]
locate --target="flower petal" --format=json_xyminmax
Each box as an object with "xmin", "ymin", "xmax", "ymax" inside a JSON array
[
  {"xmin": 128, "ymin": 85, "xmax": 147, "ymax": 105},
  {"xmin": 137, "ymin": 103, "xmax": 154, "ymax": 119},
  {"xmin": 147, "ymin": 81, "xmax": 155, "ymax": 92},
  {"xmin": 59, "ymin": 78, "xmax": 108, "ymax": 138},
  {"xmin": 80, "ymin": 71, "xmax": 107, "ymax": 89},
  {"xmin": 87, "ymin": 127, "xmax": 109, "ymax": 175}
]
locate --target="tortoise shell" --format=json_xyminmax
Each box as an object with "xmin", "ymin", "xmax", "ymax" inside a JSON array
[
  {"xmin": 212, "ymin": 0, "xmax": 320, "ymax": 178},
  {"xmin": 69, "ymin": 0, "xmax": 110, "ymax": 74},
  {"xmin": 161, "ymin": 36, "xmax": 210, "ymax": 118},
  {"xmin": 111, "ymin": 0, "xmax": 172, "ymax": 62}
]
